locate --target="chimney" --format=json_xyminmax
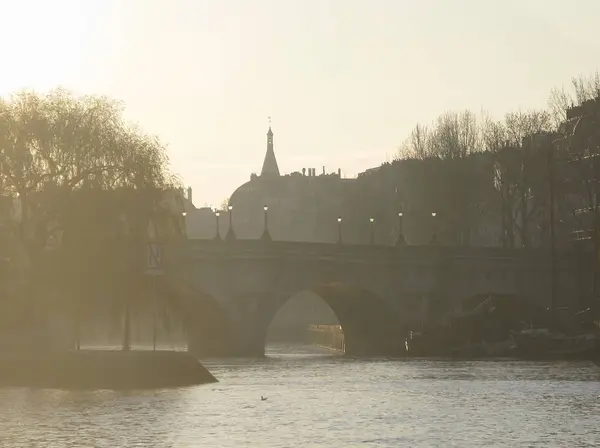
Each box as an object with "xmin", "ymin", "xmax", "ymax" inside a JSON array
[
  {"xmin": 187, "ymin": 187, "xmax": 193, "ymax": 203},
  {"xmin": 322, "ymin": 166, "xmax": 325, "ymax": 175},
  {"xmin": 338, "ymin": 168, "xmax": 341, "ymax": 177}
]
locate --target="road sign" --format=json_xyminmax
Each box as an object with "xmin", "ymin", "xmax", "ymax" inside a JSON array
[{"xmin": 146, "ymin": 242, "xmax": 164, "ymax": 276}]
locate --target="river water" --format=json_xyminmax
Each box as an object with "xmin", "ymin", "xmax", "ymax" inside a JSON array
[{"xmin": 0, "ymin": 344, "xmax": 599, "ymax": 447}]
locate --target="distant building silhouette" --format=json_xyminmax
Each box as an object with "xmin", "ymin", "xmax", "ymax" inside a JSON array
[
  {"xmin": 231, "ymin": 125, "xmax": 355, "ymax": 242},
  {"xmin": 185, "ymin": 124, "xmax": 355, "ymax": 243},
  {"xmin": 560, "ymin": 97, "xmax": 600, "ymax": 247}
]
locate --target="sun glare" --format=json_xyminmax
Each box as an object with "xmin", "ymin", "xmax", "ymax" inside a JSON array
[{"xmin": 0, "ymin": 0, "xmax": 102, "ymax": 95}]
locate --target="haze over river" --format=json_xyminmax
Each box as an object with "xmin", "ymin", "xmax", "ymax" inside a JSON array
[{"xmin": 1, "ymin": 344, "xmax": 599, "ymax": 447}]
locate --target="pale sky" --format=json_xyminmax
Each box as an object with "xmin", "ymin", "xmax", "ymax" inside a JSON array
[{"xmin": 1, "ymin": 0, "xmax": 599, "ymax": 206}]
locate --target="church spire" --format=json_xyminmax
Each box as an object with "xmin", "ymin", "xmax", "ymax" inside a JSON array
[{"xmin": 260, "ymin": 117, "xmax": 280, "ymax": 177}]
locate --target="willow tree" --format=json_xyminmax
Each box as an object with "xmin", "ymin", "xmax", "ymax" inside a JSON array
[{"xmin": 0, "ymin": 89, "xmax": 182, "ymax": 349}]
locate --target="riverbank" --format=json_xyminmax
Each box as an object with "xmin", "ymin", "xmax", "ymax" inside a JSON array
[
  {"xmin": 306, "ymin": 325, "xmax": 345, "ymax": 352},
  {"xmin": 0, "ymin": 350, "xmax": 217, "ymax": 389}
]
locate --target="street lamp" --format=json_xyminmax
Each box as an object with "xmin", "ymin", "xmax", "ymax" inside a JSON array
[
  {"xmin": 548, "ymin": 134, "xmax": 565, "ymax": 329},
  {"xmin": 214, "ymin": 210, "xmax": 221, "ymax": 241},
  {"xmin": 369, "ymin": 217, "xmax": 375, "ymax": 245},
  {"xmin": 226, "ymin": 204, "xmax": 236, "ymax": 241},
  {"xmin": 113, "ymin": 213, "xmax": 130, "ymax": 352},
  {"xmin": 337, "ymin": 216, "xmax": 342, "ymax": 244},
  {"xmin": 180, "ymin": 211, "xmax": 187, "ymax": 237},
  {"xmin": 396, "ymin": 210, "xmax": 406, "ymax": 246},
  {"xmin": 261, "ymin": 205, "xmax": 271, "ymax": 241},
  {"xmin": 431, "ymin": 212, "xmax": 438, "ymax": 244}
]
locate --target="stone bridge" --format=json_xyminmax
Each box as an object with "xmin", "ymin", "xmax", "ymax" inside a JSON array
[{"xmin": 156, "ymin": 240, "xmax": 592, "ymax": 358}]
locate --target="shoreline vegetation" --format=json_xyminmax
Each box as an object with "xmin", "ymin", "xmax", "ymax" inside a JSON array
[{"xmin": 0, "ymin": 350, "xmax": 217, "ymax": 390}]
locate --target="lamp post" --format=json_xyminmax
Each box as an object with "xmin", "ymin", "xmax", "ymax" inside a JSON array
[
  {"xmin": 337, "ymin": 216, "xmax": 342, "ymax": 244},
  {"xmin": 261, "ymin": 205, "xmax": 271, "ymax": 241},
  {"xmin": 152, "ymin": 293, "xmax": 157, "ymax": 351},
  {"xmin": 369, "ymin": 217, "xmax": 375, "ymax": 245},
  {"xmin": 214, "ymin": 210, "xmax": 221, "ymax": 241},
  {"xmin": 114, "ymin": 213, "xmax": 131, "ymax": 352},
  {"xmin": 226, "ymin": 205, "xmax": 236, "ymax": 241},
  {"xmin": 181, "ymin": 211, "xmax": 187, "ymax": 237},
  {"xmin": 122, "ymin": 229, "xmax": 142, "ymax": 353},
  {"xmin": 122, "ymin": 299, "xmax": 131, "ymax": 351},
  {"xmin": 431, "ymin": 212, "xmax": 438, "ymax": 244},
  {"xmin": 548, "ymin": 136, "xmax": 560, "ymax": 329},
  {"xmin": 396, "ymin": 210, "xmax": 406, "ymax": 246}
]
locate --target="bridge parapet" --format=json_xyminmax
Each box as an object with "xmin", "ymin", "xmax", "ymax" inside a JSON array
[
  {"xmin": 173, "ymin": 238, "xmax": 587, "ymax": 265},
  {"xmin": 168, "ymin": 239, "xmax": 591, "ymax": 304}
]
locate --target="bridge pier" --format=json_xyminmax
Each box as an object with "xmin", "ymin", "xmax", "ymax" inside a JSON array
[
  {"xmin": 229, "ymin": 337, "xmax": 265, "ymax": 357},
  {"xmin": 186, "ymin": 330, "xmax": 264, "ymax": 358},
  {"xmin": 187, "ymin": 335, "xmax": 230, "ymax": 358},
  {"xmin": 229, "ymin": 296, "xmax": 270, "ymax": 357},
  {"xmin": 224, "ymin": 313, "xmax": 264, "ymax": 357}
]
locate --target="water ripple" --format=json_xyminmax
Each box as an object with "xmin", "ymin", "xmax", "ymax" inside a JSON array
[{"xmin": 0, "ymin": 345, "xmax": 599, "ymax": 447}]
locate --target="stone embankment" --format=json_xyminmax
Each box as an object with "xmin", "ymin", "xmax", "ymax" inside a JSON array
[{"xmin": 307, "ymin": 325, "xmax": 345, "ymax": 352}]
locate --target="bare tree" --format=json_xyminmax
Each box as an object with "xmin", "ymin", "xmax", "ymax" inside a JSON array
[
  {"xmin": 395, "ymin": 111, "xmax": 486, "ymax": 244},
  {"xmin": 398, "ymin": 111, "xmax": 481, "ymax": 161},
  {"xmin": 482, "ymin": 115, "xmax": 514, "ymax": 247},
  {"xmin": 428, "ymin": 111, "xmax": 481, "ymax": 160},
  {"xmin": 500, "ymin": 111, "xmax": 552, "ymax": 247},
  {"xmin": 220, "ymin": 196, "xmax": 231, "ymax": 211},
  {"xmin": 548, "ymin": 71, "xmax": 600, "ymax": 129},
  {"xmin": 548, "ymin": 87, "xmax": 573, "ymax": 130},
  {"xmin": 398, "ymin": 123, "xmax": 431, "ymax": 160}
]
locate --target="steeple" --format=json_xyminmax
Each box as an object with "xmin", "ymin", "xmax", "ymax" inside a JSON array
[{"xmin": 260, "ymin": 117, "xmax": 280, "ymax": 177}]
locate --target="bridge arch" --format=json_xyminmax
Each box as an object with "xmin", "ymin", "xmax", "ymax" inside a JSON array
[
  {"xmin": 156, "ymin": 279, "xmax": 231, "ymax": 358},
  {"xmin": 265, "ymin": 290, "xmax": 339, "ymax": 343},
  {"xmin": 258, "ymin": 282, "xmax": 407, "ymax": 357}
]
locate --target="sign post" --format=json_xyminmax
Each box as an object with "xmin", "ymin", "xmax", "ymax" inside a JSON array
[
  {"xmin": 146, "ymin": 242, "xmax": 164, "ymax": 276},
  {"xmin": 146, "ymin": 242, "xmax": 164, "ymax": 350}
]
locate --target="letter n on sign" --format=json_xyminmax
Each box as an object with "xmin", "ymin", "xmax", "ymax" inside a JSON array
[{"xmin": 146, "ymin": 242, "xmax": 164, "ymax": 276}]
